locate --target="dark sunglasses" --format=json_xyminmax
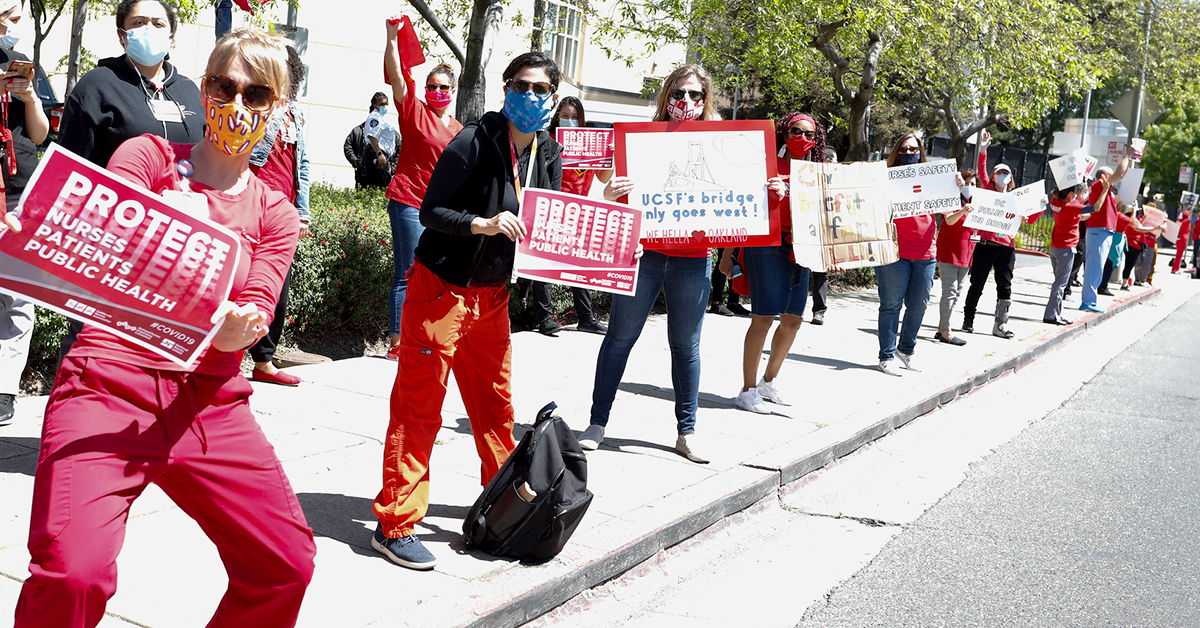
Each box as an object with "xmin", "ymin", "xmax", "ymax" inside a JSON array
[
  {"xmin": 899, "ymin": 146, "xmax": 921, "ymax": 154},
  {"xmin": 203, "ymin": 74, "xmax": 277, "ymax": 112},
  {"xmin": 787, "ymin": 128, "xmax": 816, "ymax": 140},
  {"xmin": 506, "ymin": 78, "xmax": 555, "ymax": 96},
  {"xmin": 670, "ymin": 88, "xmax": 705, "ymax": 102},
  {"xmin": 426, "ymin": 84, "xmax": 452, "ymax": 93}
]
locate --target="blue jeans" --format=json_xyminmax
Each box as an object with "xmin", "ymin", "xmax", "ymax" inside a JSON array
[
  {"xmin": 875, "ymin": 258, "xmax": 935, "ymax": 361},
  {"xmin": 743, "ymin": 245, "xmax": 810, "ymax": 317},
  {"xmin": 589, "ymin": 251, "xmax": 711, "ymax": 435},
  {"xmin": 387, "ymin": 200, "xmax": 425, "ymax": 336},
  {"xmin": 1082, "ymin": 227, "xmax": 1114, "ymax": 308}
]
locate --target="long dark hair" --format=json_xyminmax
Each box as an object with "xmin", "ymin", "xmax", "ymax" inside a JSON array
[
  {"xmin": 886, "ymin": 133, "xmax": 927, "ymax": 166},
  {"xmin": 775, "ymin": 111, "xmax": 827, "ymax": 163},
  {"xmin": 549, "ymin": 96, "xmax": 585, "ymax": 133}
]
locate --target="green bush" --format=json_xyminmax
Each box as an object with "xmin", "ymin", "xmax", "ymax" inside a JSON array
[{"xmin": 21, "ymin": 306, "xmax": 69, "ymax": 395}]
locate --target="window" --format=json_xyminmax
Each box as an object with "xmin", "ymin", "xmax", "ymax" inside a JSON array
[{"xmin": 541, "ymin": 0, "xmax": 581, "ymax": 80}]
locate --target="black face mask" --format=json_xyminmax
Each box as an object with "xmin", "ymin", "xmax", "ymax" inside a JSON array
[{"xmin": 896, "ymin": 152, "xmax": 920, "ymax": 165}]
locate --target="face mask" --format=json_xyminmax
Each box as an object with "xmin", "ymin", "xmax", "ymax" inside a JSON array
[
  {"xmin": 122, "ymin": 25, "xmax": 172, "ymax": 66},
  {"xmin": 204, "ymin": 100, "xmax": 269, "ymax": 156},
  {"xmin": 0, "ymin": 19, "xmax": 24, "ymax": 50},
  {"xmin": 786, "ymin": 136, "xmax": 816, "ymax": 159},
  {"xmin": 995, "ymin": 173, "xmax": 1012, "ymax": 187},
  {"xmin": 558, "ymin": 118, "xmax": 579, "ymax": 127},
  {"xmin": 425, "ymin": 90, "xmax": 452, "ymax": 110},
  {"xmin": 502, "ymin": 89, "xmax": 555, "ymax": 134},
  {"xmin": 896, "ymin": 152, "xmax": 920, "ymax": 166},
  {"xmin": 666, "ymin": 97, "xmax": 703, "ymax": 122},
  {"xmin": 961, "ymin": 186, "xmax": 973, "ymax": 200},
  {"xmin": 376, "ymin": 105, "xmax": 389, "ymax": 117}
]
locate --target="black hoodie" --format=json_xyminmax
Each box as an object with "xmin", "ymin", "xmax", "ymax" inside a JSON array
[{"xmin": 57, "ymin": 55, "xmax": 203, "ymax": 169}]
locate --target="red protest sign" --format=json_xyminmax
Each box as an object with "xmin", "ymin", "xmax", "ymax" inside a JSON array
[
  {"xmin": 556, "ymin": 127, "xmax": 615, "ymax": 170},
  {"xmin": 0, "ymin": 145, "xmax": 242, "ymax": 367},
  {"xmin": 513, "ymin": 188, "xmax": 642, "ymax": 296}
]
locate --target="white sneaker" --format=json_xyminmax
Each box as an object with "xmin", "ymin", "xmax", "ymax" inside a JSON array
[
  {"xmin": 675, "ymin": 434, "xmax": 709, "ymax": 463},
  {"xmin": 877, "ymin": 359, "xmax": 902, "ymax": 377},
  {"xmin": 896, "ymin": 350, "xmax": 920, "ymax": 371},
  {"xmin": 735, "ymin": 388, "xmax": 770, "ymax": 414},
  {"xmin": 578, "ymin": 424, "xmax": 604, "ymax": 450},
  {"xmin": 756, "ymin": 377, "xmax": 789, "ymax": 406}
]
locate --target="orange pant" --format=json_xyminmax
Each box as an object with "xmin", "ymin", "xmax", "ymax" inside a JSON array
[{"xmin": 373, "ymin": 262, "xmax": 517, "ymax": 537}]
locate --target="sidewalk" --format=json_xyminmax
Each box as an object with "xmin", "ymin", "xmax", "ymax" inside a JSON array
[{"xmin": 0, "ymin": 251, "xmax": 1195, "ymax": 628}]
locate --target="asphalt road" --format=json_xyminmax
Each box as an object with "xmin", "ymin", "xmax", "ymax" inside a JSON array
[{"xmin": 799, "ymin": 292, "xmax": 1200, "ymax": 627}]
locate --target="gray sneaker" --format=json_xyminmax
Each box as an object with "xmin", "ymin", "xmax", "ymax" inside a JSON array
[
  {"xmin": 896, "ymin": 350, "xmax": 920, "ymax": 371},
  {"xmin": 877, "ymin": 359, "xmax": 902, "ymax": 377},
  {"xmin": 372, "ymin": 525, "xmax": 437, "ymax": 571},
  {"xmin": 579, "ymin": 424, "xmax": 605, "ymax": 450},
  {"xmin": 675, "ymin": 434, "xmax": 709, "ymax": 464}
]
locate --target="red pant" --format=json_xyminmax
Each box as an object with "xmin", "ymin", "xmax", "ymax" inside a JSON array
[
  {"xmin": 1172, "ymin": 239, "xmax": 1188, "ymax": 272},
  {"xmin": 16, "ymin": 356, "xmax": 316, "ymax": 628},
  {"xmin": 373, "ymin": 262, "xmax": 516, "ymax": 538}
]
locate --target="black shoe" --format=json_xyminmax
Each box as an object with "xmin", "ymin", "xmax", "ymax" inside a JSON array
[
  {"xmin": 1070, "ymin": 279, "xmax": 1082, "ymax": 287},
  {"xmin": 576, "ymin": 318, "xmax": 608, "ymax": 334},
  {"xmin": 1133, "ymin": 281, "xmax": 1144, "ymax": 287},
  {"xmin": 1063, "ymin": 288, "xmax": 1072, "ymax": 298},
  {"xmin": 535, "ymin": 319, "xmax": 563, "ymax": 336},
  {"xmin": 1098, "ymin": 288, "xmax": 1115, "ymax": 296},
  {"xmin": 726, "ymin": 302, "xmax": 751, "ymax": 318},
  {"xmin": 936, "ymin": 332, "xmax": 967, "ymax": 346},
  {"xmin": 961, "ymin": 320, "xmax": 974, "ymax": 334},
  {"xmin": 811, "ymin": 311, "xmax": 825, "ymax": 325},
  {"xmin": 1043, "ymin": 318, "xmax": 1070, "ymax": 326},
  {"xmin": 1119, "ymin": 285, "xmax": 1130, "ymax": 291},
  {"xmin": 710, "ymin": 304, "xmax": 735, "ymax": 316},
  {"xmin": 0, "ymin": 393, "xmax": 12, "ymax": 426}
]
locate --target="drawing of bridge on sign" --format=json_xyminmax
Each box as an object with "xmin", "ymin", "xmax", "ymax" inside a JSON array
[{"xmin": 664, "ymin": 141, "xmax": 725, "ymax": 192}]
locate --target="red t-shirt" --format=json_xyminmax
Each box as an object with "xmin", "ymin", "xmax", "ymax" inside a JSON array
[
  {"xmin": 1085, "ymin": 179, "xmax": 1121, "ymax": 231},
  {"xmin": 1191, "ymin": 217, "xmax": 1200, "ymax": 240},
  {"xmin": 936, "ymin": 209, "xmax": 975, "ymax": 266},
  {"xmin": 250, "ymin": 131, "xmax": 297, "ymax": 203},
  {"xmin": 560, "ymin": 168, "xmax": 596, "ymax": 197},
  {"xmin": 895, "ymin": 215, "xmax": 936, "ymax": 260},
  {"xmin": 1114, "ymin": 212, "xmax": 1132, "ymax": 235},
  {"xmin": 1049, "ymin": 197, "xmax": 1084, "ymax": 249},
  {"xmin": 1124, "ymin": 218, "xmax": 1144, "ymax": 249},
  {"xmin": 385, "ymin": 86, "xmax": 465, "ymax": 208},
  {"xmin": 71, "ymin": 136, "xmax": 300, "ymax": 375}
]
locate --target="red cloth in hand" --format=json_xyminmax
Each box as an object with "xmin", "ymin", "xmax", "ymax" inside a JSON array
[{"xmin": 384, "ymin": 16, "xmax": 426, "ymax": 87}]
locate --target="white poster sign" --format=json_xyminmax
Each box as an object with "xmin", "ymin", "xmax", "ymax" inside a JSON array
[
  {"xmin": 1181, "ymin": 191, "xmax": 1199, "ymax": 210},
  {"xmin": 1010, "ymin": 181, "xmax": 1049, "ymax": 217},
  {"xmin": 962, "ymin": 188, "xmax": 1022, "ymax": 236},
  {"xmin": 886, "ymin": 158, "xmax": 961, "ymax": 219},
  {"xmin": 1049, "ymin": 149, "xmax": 1099, "ymax": 188},
  {"xmin": 1117, "ymin": 168, "xmax": 1144, "ymax": 206}
]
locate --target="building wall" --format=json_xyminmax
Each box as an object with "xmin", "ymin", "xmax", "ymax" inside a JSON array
[{"xmin": 29, "ymin": 1, "xmax": 685, "ymax": 189}]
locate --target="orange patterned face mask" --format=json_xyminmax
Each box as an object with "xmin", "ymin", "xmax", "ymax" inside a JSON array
[{"xmin": 203, "ymin": 100, "xmax": 269, "ymax": 156}]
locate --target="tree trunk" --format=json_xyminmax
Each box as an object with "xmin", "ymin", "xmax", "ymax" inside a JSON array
[
  {"xmin": 64, "ymin": 0, "xmax": 86, "ymax": 97},
  {"xmin": 31, "ymin": 0, "xmax": 69, "ymax": 70},
  {"xmin": 846, "ymin": 100, "xmax": 871, "ymax": 161},
  {"xmin": 456, "ymin": 0, "xmax": 503, "ymax": 123},
  {"xmin": 811, "ymin": 24, "xmax": 881, "ymax": 162}
]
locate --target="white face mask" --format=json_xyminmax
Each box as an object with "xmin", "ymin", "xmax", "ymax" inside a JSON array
[{"xmin": 0, "ymin": 18, "xmax": 25, "ymax": 50}]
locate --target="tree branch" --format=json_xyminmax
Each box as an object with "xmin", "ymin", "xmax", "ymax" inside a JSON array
[
  {"xmin": 810, "ymin": 19, "xmax": 855, "ymax": 104},
  {"xmin": 407, "ymin": 0, "xmax": 466, "ymax": 64}
]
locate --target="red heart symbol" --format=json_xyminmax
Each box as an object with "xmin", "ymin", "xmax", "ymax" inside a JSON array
[{"xmin": 691, "ymin": 230, "xmax": 706, "ymax": 242}]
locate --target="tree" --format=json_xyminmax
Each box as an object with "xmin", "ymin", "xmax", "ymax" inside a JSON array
[
  {"xmin": 405, "ymin": 0, "xmax": 502, "ymax": 123},
  {"xmin": 28, "ymin": 0, "xmax": 69, "ymax": 69},
  {"xmin": 1141, "ymin": 104, "xmax": 1200, "ymax": 200},
  {"xmin": 64, "ymin": 0, "xmax": 85, "ymax": 96}
]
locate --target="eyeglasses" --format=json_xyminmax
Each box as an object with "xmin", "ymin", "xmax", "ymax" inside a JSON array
[
  {"xmin": 670, "ymin": 88, "xmax": 705, "ymax": 102},
  {"xmin": 899, "ymin": 146, "xmax": 921, "ymax": 154},
  {"xmin": 426, "ymin": 84, "xmax": 452, "ymax": 93},
  {"xmin": 787, "ymin": 128, "xmax": 815, "ymax": 140},
  {"xmin": 203, "ymin": 74, "xmax": 277, "ymax": 112},
  {"xmin": 506, "ymin": 78, "xmax": 555, "ymax": 96}
]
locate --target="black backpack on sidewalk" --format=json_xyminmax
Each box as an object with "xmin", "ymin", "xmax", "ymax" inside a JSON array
[{"xmin": 463, "ymin": 402, "xmax": 593, "ymax": 563}]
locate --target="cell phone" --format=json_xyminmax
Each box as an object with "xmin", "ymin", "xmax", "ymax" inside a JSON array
[{"xmin": 6, "ymin": 60, "xmax": 33, "ymax": 80}]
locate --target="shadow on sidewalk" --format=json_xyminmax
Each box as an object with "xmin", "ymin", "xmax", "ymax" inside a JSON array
[
  {"xmin": 616, "ymin": 383, "xmax": 729, "ymax": 410},
  {"xmin": 782, "ymin": 353, "xmax": 877, "ymax": 372},
  {"xmin": 0, "ymin": 437, "xmax": 39, "ymax": 476}
]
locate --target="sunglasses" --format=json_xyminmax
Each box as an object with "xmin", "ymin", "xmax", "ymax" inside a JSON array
[
  {"xmin": 670, "ymin": 88, "xmax": 705, "ymax": 102},
  {"xmin": 787, "ymin": 128, "xmax": 816, "ymax": 140},
  {"xmin": 203, "ymin": 74, "xmax": 277, "ymax": 112},
  {"xmin": 426, "ymin": 84, "xmax": 452, "ymax": 93},
  {"xmin": 899, "ymin": 146, "xmax": 921, "ymax": 154},
  {"xmin": 506, "ymin": 78, "xmax": 555, "ymax": 96}
]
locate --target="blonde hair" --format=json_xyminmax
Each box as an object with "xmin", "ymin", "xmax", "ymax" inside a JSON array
[
  {"xmin": 205, "ymin": 28, "xmax": 291, "ymax": 101},
  {"xmin": 653, "ymin": 64, "xmax": 717, "ymax": 122}
]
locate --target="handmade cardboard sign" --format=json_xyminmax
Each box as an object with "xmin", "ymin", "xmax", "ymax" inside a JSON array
[
  {"xmin": 791, "ymin": 160, "xmax": 898, "ymax": 272},
  {"xmin": 617, "ymin": 120, "xmax": 778, "ymax": 248},
  {"xmin": 556, "ymin": 127, "xmax": 615, "ymax": 170},
  {"xmin": 0, "ymin": 145, "xmax": 241, "ymax": 367},
  {"xmin": 513, "ymin": 188, "xmax": 641, "ymax": 296},
  {"xmin": 886, "ymin": 158, "xmax": 961, "ymax": 219},
  {"xmin": 1049, "ymin": 149, "xmax": 1099, "ymax": 188}
]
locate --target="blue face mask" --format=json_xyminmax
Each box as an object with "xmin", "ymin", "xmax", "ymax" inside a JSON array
[
  {"xmin": 558, "ymin": 118, "xmax": 579, "ymax": 127},
  {"xmin": 895, "ymin": 152, "xmax": 920, "ymax": 166},
  {"xmin": 123, "ymin": 25, "xmax": 172, "ymax": 67},
  {"xmin": 0, "ymin": 19, "xmax": 24, "ymax": 50},
  {"xmin": 503, "ymin": 89, "xmax": 555, "ymax": 134},
  {"xmin": 377, "ymin": 106, "xmax": 389, "ymax": 117},
  {"xmin": 995, "ymin": 173, "xmax": 1012, "ymax": 188}
]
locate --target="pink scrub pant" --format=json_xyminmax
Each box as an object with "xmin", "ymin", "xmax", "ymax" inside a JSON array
[{"xmin": 15, "ymin": 355, "xmax": 316, "ymax": 628}]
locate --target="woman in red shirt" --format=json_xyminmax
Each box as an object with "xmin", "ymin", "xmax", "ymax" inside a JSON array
[
  {"xmin": 876, "ymin": 133, "xmax": 938, "ymax": 376},
  {"xmin": 1044, "ymin": 184, "xmax": 1086, "ymax": 325},
  {"xmin": 934, "ymin": 169, "xmax": 977, "ymax": 346},
  {"xmin": 11, "ymin": 29, "xmax": 315, "ymax": 627},
  {"xmin": 1171, "ymin": 209, "xmax": 1190, "ymax": 273},
  {"xmin": 382, "ymin": 16, "xmax": 465, "ymax": 359}
]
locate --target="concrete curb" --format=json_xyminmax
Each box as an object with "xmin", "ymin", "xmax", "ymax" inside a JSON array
[{"xmin": 463, "ymin": 286, "xmax": 1163, "ymax": 627}]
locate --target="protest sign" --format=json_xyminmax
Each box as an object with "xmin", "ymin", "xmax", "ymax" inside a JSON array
[
  {"xmin": 1180, "ymin": 191, "xmax": 1198, "ymax": 210},
  {"xmin": 617, "ymin": 120, "xmax": 778, "ymax": 248},
  {"xmin": 962, "ymin": 187, "xmax": 1023, "ymax": 236},
  {"xmin": 1164, "ymin": 219, "xmax": 1181, "ymax": 242},
  {"xmin": 886, "ymin": 158, "xmax": 961, "ymax": 219},
  {"xmin": 0, "ymin": 145, "xmax": 241, "ymax": 367},
  {"xmin": 1117, "ymin": 167, "xmax": 1144, "ymax": 206},
  {"xmin": 1009, "ymin": 181, "xmax": 1049, "ymax": 217},
  {"xmin": 791, "ymin": 160, "xmax": 898, "ymax": 273},
  {"xmin": 513, "ymin": 188, "xmax": 641, "ymax": 296},
  {"xmin": 556, "ymin": 127, "xmax": 615, "ymax": 170},
  {"xmin": 1129, "ymin": 138, "xmax": 1147, "ymax": 161},
  {"xmin": 1049, "ymin": 149, "xmax": 1099, "ymax": 188},
  {"xmin": 1138, "ymin": 204, "xmax": 1167, "ymax": 230}
]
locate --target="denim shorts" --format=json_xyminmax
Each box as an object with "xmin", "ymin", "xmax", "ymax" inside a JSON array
[{"xmin": 743, "ymin": 245, "xmax": 811, "ymax": 317}]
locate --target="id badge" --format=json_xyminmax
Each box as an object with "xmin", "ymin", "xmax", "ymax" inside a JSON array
[
  {"xmin": 969, "ymin": 234, "xmax": 981, "ymax": 242},
  {"xmin": 161, "ymin": 189, "xmax": 210, "ymax": 219},
  {"xmin": 150, "ymin": 99, "xmax": 183, "ymax": 123}
]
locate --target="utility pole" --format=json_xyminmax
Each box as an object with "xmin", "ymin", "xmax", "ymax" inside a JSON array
[
  {"xmin": 287, "ymin": 1, "xmax": 297, "ymax": 27},
  {"xmin": 1127, "ymin": 0, "xmax": 1153, "ymax": 145},
  {"xmin": 215, "ymin": 0, "xmax": 233, "ymax": 39},
  {"xmin": 1079, "ymin": 89, "xmax": 1092, "ymax": 150}
]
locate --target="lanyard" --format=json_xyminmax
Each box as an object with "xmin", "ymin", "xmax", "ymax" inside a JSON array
[
  {"xmin": 0, "ymin": 95, "xmax": 15, "ymax": 179},
  {"xmin": 508, "ymin": 133, "xmax": 538, "ymax": 201}
]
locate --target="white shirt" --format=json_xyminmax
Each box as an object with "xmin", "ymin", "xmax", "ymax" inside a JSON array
[{"xmin": 364, "ymin": 111, "xmax": 397, "ymax": 156}]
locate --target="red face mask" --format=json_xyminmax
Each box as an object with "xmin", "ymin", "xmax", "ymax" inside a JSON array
[
  {"xmin": 786, "ymin": 135, "xmax": 816, "ymax": 159},
  {"xmin": 426, "ymin": 89, "xmax": 453, "ymax": 110}
]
